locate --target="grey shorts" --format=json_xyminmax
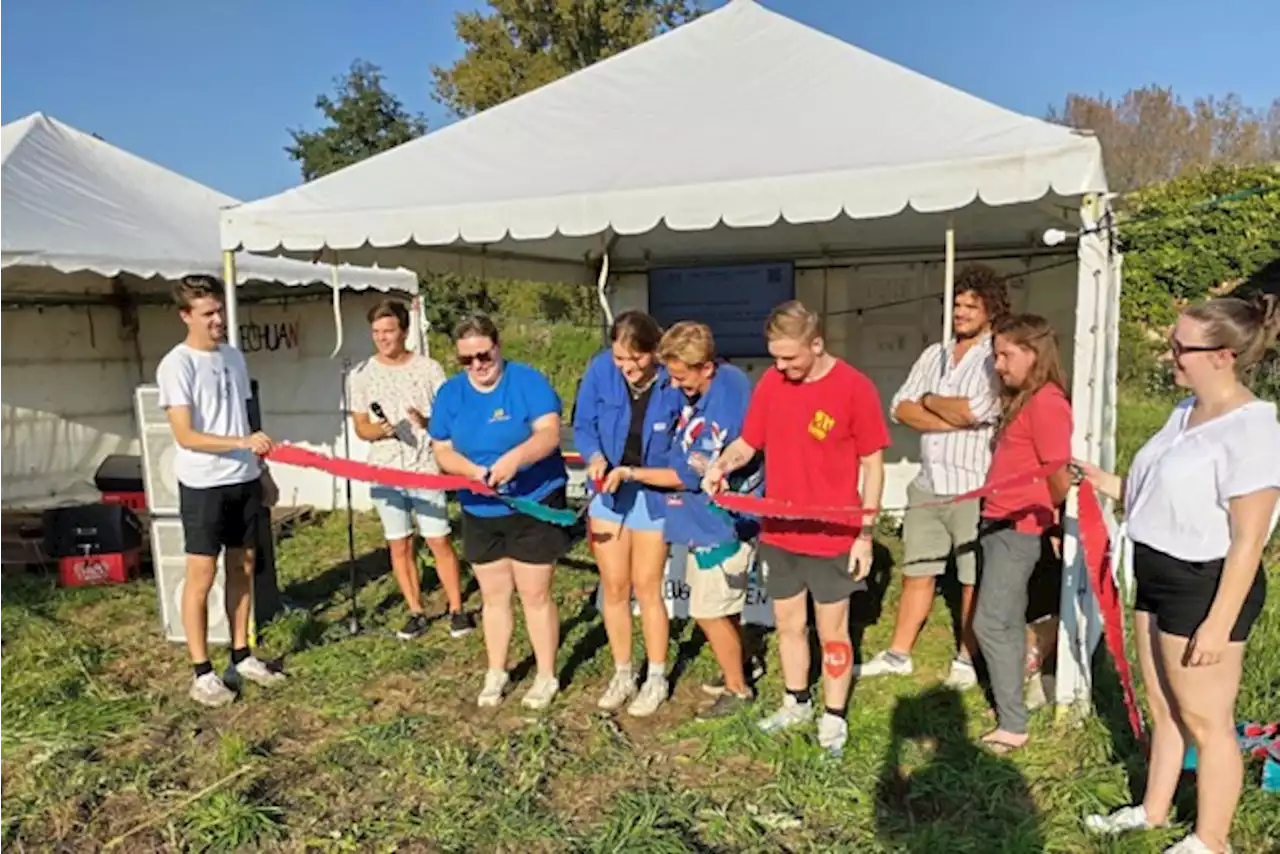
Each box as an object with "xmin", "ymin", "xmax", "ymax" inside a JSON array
[
  {"xmin": 758, "ymin": 543, "xmax": 864, "ymax": 605},
  {"xmin": 901, "ymin": 483, "xmax": 981, "ymax": 586}
]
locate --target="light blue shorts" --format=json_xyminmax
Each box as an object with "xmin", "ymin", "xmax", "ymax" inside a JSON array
[
  {"xmin": 370, "ymin": 486, "xmax": 451, "ymax": 541},
  {"xmin": 588, "ymin": 481, "xmax": 664, "ymax": 533}
]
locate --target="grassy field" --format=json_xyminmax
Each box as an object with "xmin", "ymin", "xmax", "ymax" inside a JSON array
[{"xmin": 3, "ymin": 398, "xmax": 1278, "ymax": 853}]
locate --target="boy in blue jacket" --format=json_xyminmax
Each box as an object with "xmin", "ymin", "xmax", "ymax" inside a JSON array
[{"xmin": 658, "ymin": 322, "xmax": 763, "ymax": 718}]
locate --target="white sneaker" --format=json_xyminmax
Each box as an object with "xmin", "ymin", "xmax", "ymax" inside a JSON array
[
  {"xmin": 853, "ymin": 650, "xmax": 913, "ymax": 679},
  {"xmin": 816, "ymin": 713, "xmax": 848, "ymax": 757},
  {"xmin": 477, "ymin": 670, "xmax": 509, "ymax": 708},
  {"xmin": 1164, "ymin": 833, "xmax": 1231, "ymax": 854},
  {"xmin": 189, "ymin": 672, "xmax": 235, "ymax": 708},
  {"xmin": 224, "ymin": 656, "xmax": 286, "ymax": 689},
  {"xmin": 626, "ymin": 677, "xmax": 669, "ymax": 718},
  {"xmin": 757, "ymin": 693, "xmax": 815, "ymax": 734},
  {"xmin": 1084, "ymin": 805, "xmax": 1161, "ymax": 835},
  {"xmin": 597, "ymin": 670, "xmax": 637, "ymax": 711},
  {"xmin": 521, "ymin": 675, "xmax": 560, "ymax": 710},
  {"xmin": 943, "ymin": 657, "xmax": 978, "ymax": 691}
]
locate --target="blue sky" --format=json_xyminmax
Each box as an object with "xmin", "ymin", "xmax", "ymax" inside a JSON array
[{"xmin": 3, "ymin": 0, "xmax": 1276, "ymax": 201}]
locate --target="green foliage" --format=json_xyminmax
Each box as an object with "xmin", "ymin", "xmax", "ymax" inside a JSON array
[
  {"xmin": 431, "ymin": 0, "xmax": 702, "ymax": 118},
  {"xmin": 1116, "ymin": 163, "xmax": 1280, "ymax": 394},
  {"xmin": 286, "ymin": 60, "xmax": 427, "ymax": 182}
]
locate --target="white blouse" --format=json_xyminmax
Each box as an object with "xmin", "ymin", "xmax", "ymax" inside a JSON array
[{"xmin": 1125, "ymin": 398, "xmax": 1280, "ymax": 562}]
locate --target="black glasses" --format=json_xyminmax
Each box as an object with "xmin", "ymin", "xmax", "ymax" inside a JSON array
[
  {"xmin": 1170, "ymin": 338, "xmax": 1224, "ymax": 358},
  {"xmin": 458, "ymin": 349, "xmax": 495, "ymax": 367}
]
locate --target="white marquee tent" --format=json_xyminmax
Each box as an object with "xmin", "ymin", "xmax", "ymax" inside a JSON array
[
  {"xmin": 1, "ymin": 112, "xmax": 420, "ymax": 508},
  {"xmin": 221, "ymin": 0, "xmax": 1122, "ymax": 716}
]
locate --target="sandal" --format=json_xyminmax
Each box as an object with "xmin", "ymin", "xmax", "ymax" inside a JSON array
[{"xmin": 981, "ymin": 730, "xmax": 1028, "ymax": 755}]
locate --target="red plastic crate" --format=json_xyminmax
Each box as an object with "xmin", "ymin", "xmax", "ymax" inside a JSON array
[
  {"xmin": 100, "ymin": 491, "xmax": 147, "ymax": 512},
  {"xmin": 58, "ymin": 549, "xmax": 142, "ymax": 587}
]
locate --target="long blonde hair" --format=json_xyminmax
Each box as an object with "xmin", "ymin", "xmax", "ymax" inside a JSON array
[{"xmin": 994, "ymin": 314, "xmax": 1068, "ymax": 435}]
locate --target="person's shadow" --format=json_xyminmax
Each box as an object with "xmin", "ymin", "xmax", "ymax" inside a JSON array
[{"xmin": 875, "ymin": 687, "xmax": 1044, "ymax": 854}]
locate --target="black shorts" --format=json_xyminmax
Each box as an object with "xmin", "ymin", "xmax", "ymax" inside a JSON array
[
  {"xmin": 1133, "ymin": 540, "xmax": 1266, "ymax": 642},
  {"xmin": 758, "ymin": 542, "xmax": 865, "ymax": 605},
  {"xmin": 179, "ymin": 479, "xmax": 264, "ymax": 558},
  {"xmin": 461, "ymin": 488, "xmax": 571, "ymax": 566}
]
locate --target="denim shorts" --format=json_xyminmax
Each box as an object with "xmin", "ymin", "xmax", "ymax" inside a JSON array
[
  {"xmin": 370, "ymin": 486, "xmax": 451, "ymax": 541},
  {"xmin": 588, "ymin": 481, "xmax": 664, "ymax": 533}
]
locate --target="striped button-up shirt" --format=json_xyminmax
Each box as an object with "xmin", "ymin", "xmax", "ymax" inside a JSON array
[{"xmin": 890, "ymin": 334, "xmax": 1000, "ymax": 496}]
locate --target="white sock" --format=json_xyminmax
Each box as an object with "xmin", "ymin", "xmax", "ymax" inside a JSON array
[
  {"xmin": 647, "ymin": 661, "xmax": 666, "ymax": 681},
  {"xmin": 615, "ymin": 663, "xmax": 633, "ymax": 679}
]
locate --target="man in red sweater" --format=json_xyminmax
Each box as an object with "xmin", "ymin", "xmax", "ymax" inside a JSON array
[{"xmin": 704, "ymin": 301, "xmax": 888, "ymax": 756}]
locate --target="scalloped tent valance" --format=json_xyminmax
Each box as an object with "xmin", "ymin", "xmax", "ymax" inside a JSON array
[{"xmin": 220, "ymin": 0, "xmax": 1106, "ymax": 266}]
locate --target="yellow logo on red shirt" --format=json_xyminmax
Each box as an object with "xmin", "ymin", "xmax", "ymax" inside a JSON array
[{"xmin": 808, "ymin": 409, "xmax": 835, "ymax": 441}]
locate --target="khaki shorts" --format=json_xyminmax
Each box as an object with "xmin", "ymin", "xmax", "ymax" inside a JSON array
[
  {"xmin": 901, "ymin": 482, "xmax": 981, "ymax": 586},
  {"xmin": 686, "ymin": 541, "xmax": 755, "ymax": 620}
]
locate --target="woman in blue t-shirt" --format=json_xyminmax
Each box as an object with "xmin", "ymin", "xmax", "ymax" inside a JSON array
[
  {"xmin": 573, "ymin": 311, "xmax": 684, "ymax": 718},
  {"xmin": 429, "ymin": 314, "xmax": 569, "ymax": 711}
]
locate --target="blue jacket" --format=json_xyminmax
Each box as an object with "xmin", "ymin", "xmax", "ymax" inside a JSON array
[
  {"xmin": 663, "ymin": 363, "xmax": 763, "ymax": 548},
  {"xmin": 573, "ymin": 350, "xmax": 684, "ymax": 517}
]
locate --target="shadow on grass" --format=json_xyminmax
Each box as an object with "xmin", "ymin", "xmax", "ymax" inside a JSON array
[{"xmin": 875, "ymin": 686, "xmax": 1045, "ymax": 853}]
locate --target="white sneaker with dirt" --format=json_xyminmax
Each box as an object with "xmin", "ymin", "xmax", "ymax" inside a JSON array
[
  {"xmin": 626, "ymin": 677, "xmax": 669, "ymax": 718},
  {"xmin": 1084, "ymin": 804, "xmax": 1163, "ymax": 835},
  {"xmin": 521, "ymin": 675, "xmax": 560, "ymax": 710},
  {"xmin": 477, "ymin": 670, "xmax": 509, "ymax": 708},
  {"xmin": 189, "ymin": 672, "xmax": 235, "ymax": 708},
  {"xmin": 816, "ymin": 713, "xmax": 848, "ymax": 757},
  {"xmin": 597, "ymin": 670, "xmax": 637, "ymax": 711},
  {"xmin": 224, "ymin": 656, "xmax": 286, "ymax": 689},
  {"xmin": 757, "ymin": 693, "xmax": 815, "ymax": 734},
  {"xmin": 852, "ymin": 650, "xmax": 913, "ymax": 679},
  {"xmin": 943, "ymin": 657, "xmax": 978, "ymax": 690},
  {"xmin": 1164, "ymin": 833, "xmax": 1231, "ymax": 854}
]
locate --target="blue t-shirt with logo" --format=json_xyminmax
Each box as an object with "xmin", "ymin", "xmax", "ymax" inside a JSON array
[
  {"xmin": 663, "ymin": 363, "xmax": 763, "ymax": 548},
  {"xmin": 428, "ymin": 361, "xmax": 567, "ymax": 517}
]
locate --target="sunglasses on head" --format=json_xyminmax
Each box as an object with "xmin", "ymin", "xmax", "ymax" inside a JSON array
[
  {"xmin": 458, "ymin": 349, "xmax": 495, "ymax": 367},
  {"xmin": 1170, "ymin": 338, "xmax": 1225, "ymax": 358}
]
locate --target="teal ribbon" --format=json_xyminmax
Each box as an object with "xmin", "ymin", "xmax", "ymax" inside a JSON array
[
  {"xmin": 693, "ymin": 540, "xmax": 739, "ymax": 569},
  {"xmin": 502, "ymin": 496, "xmax": 580, "ymax": 527}
]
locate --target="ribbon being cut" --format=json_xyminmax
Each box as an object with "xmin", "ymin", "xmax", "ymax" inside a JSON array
[{"xmin": 268, "ymin": 444, "xmax": 1141, "ymax": 740}]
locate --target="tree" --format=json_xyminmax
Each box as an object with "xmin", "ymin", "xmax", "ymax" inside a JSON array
[
  {"xmin": 431, "ymin": 0, "xmax": 702, "ymax": 117},
  {"xmin": 1047, "ymin": 86, "xmax": 1280, "ymax": 193},
  {"xmin": 286, "ymin": 60, "xmax": 427, "ymax": 181}
]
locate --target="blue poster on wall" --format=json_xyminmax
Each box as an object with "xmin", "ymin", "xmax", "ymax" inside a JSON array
[{"xmin": 647, "ymin": 262, "xmax": 795, "ymax": 358}]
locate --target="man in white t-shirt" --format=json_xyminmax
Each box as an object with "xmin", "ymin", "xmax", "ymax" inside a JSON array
[
  {"xmin": 347, "ymin": 300, "xmax": 471, "ymax": 641},
  {"xmin": 156, "ymin": 275, "xmax": 287, "ymax": 707}
]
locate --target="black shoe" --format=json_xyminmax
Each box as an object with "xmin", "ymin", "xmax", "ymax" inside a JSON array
[
  {"xmin": 697, "ymin": 690, "xmax": 753, "ymax": 721},
  {"xmin": 701, "ymin": 655, "xmax": 765, "ymax": 697},
  {"xmin": 396, "ymin": 612, "xmax": 429, "ymax": 640},
  {"xmin": 449, "ymin": 611, "xmax": 476, "ymax": 638}
]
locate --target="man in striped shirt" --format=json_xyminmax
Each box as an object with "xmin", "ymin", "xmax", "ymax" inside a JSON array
[{"xmin": 856, "ymin": 265, "xmax": 1009, "ymax": 689}]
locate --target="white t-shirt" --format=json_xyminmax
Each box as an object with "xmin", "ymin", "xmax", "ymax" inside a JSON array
[
  {"xmin": 156, "ymin": 343, "xmax": 260, "ymax": 489},
  {"xmin": 1125, "ymin": 397, "xmax": 1280, "ymax": 562},
  {"xmin": 347, "ymin": 353, "xmax": 447, "ymax": 474}
]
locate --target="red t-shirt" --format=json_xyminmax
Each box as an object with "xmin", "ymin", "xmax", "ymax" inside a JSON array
[
  {"xmin": 741, "ymin": 359, "xmax": 890, "ymax": 557},
  {"xmin": 982, "ymin": 383, "xmax": 1073, "ymax": 535}
]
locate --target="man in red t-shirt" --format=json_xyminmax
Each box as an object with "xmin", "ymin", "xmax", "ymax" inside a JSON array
[{"xmin": 704, "ymin": 301, "xmax": 888, "ymax": 756}]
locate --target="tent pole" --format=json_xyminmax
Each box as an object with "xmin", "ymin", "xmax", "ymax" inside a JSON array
[
  {"xmin": 223, "ymin": 249, "xmax": 240, "ymax": 348},
  {"xmin": 942, "ymin": 219, "xmax": 955, "ymax": 343}
]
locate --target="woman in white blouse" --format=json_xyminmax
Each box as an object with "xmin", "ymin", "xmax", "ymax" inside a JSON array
[{"xmin": 1076, "ymin": 294, "xmax": 1280, "ymax": 854}]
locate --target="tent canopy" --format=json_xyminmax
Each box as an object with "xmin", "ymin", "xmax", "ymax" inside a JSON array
[
  {"xmin": 221, "ymin": 0, "xmax": 1106, "ymax": 277},
  {"xmin": 2, "ymin": 112, "xmax": 418, "ymax": 296}
]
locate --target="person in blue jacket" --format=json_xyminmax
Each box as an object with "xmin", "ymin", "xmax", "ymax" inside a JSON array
[
  {"xmin": 573, "ymin": 310, "xmax": 684, "ymax": 717},
  {"xmin": 657, "ymin": 321, "xmax": 764, "ymax": 719},
  {"xmin": 429, "ymin": 314, "xmax": 569, "ymax": 712}
]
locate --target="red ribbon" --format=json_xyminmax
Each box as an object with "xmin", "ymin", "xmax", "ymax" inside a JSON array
[
  {"xmin": 711, "ymin": 458, "xmax": 1072, "ymax": 523},
  {"xmin": 1077, "ymin": 480, "xmax": 1146, "ymax": 742},
  {"xmin": 270, "ymin": 442, "xmax": 1144, "ymax": 740},
  {"xmin": 266, "ymin": 444, "xmax": 496, "ymax": 496}
]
